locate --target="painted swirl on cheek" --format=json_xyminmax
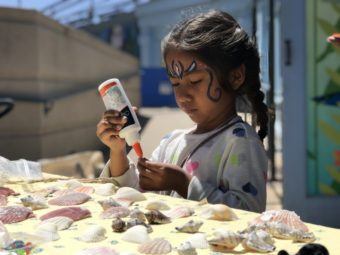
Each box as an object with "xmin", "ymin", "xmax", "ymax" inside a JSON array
[{"xmin": 206, "ymin": 69, "xmax": 222, "ymax": 102}]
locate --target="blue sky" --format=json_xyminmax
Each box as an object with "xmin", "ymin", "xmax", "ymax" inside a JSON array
[{"xmin": 0, "ymin": 0, "xmax": 55, "ymax": 10}]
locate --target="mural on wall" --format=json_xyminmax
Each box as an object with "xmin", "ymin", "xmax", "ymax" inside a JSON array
[{"xmin": 307, "ymin": 0, "xmax": 340, "ymax": 195}]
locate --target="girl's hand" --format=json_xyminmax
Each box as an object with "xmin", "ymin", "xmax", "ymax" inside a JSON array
[
  {"xmin": 96, "ymin": 110, "xmax": 127, "ymax": 152},
  {"xmin": 137, "ymin": 158, "xmax": 192, "ymax": 197}
]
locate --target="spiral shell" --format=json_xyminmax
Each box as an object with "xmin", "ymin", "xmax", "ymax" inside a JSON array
[
  {"xmin": 145, "ymin": 210, "xmax": 171, "ymax": 224},
  {"xmin": 242, "ymin": 230, "xmax": 275, "ymax": 253},
  {"xmin": 208, "ymin": 230, "xmax": 243, "ymax": 251},
  {"xmin": 112, "ymin": 218, "xmax": 126, "ymax": 233},
  {"xmin": 175, "ymin": 220, "xmax": 203, "ymax": 234},
  {"xmin": 98, "ymin": 198, "xmax": 122, "ymax": 210},
  {"xmin": 126, "ymin": 218, "xmax": 153, "ymax": 233},
  {"xmin": 130, "ymin": 207, "xmax": 146, "ymax": 222}
]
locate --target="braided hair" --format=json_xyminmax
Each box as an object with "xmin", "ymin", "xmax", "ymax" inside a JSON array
[{"xmin": 162, "ymin": 10, "xmax": 268, "ymax": 141}]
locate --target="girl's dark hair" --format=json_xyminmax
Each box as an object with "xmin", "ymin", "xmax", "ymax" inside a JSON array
[{"xmin": 162, "ymin": 10, "xmax": 268, "ymax": 140}]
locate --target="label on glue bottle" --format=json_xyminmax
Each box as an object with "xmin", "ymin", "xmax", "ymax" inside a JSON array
[{"xmin": 98, "ymin": 78, "xmax": 143, "ymax": 158}]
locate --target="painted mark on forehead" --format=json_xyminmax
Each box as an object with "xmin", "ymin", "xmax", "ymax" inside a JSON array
[{"xmin": 167, "ymin": 60, "xmax": 197, "ymax": 79}]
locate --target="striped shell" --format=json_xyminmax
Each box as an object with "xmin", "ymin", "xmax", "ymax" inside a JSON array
[
  {"xmin": 199, "ymin": 204, "xmax": 237, "ymax": 221},
  {"xmin": 40, "ymin": 216, "xmax": 74, "ymax": 230},
  {"xmin": 112, "ymin": 218, "xmax": 126, "ymax": 233},
  {"xmin": 35, "ymin": 222, "xmax": 60, "ymax": 241},
  {"xmin": 95, "ymin": 183, "xmax": 116, "ymax": 196},
  {"xmin": 75, "ymin": 247, "xmax": 118, "ymax": 255},
  {"xmin": 0, "ymin": 195, "xmax": 7, "ymax": 206},
  {"xmin": 145, "ymin": 200, "xmax": 170, "ymax": 211},
  {"xmin": 0, "ymin": 206, "xmax": 35, "ymax": 224},
  {"xmin": 114, "ymin": 187, "xmax": 146, "ymax": 202},
  {"xmin": 175, "ymin": 220, "xmax": 203, "ymax": 234},
  {"xmin": 40, "ymin": 207, "xmax": 91, "ymax": 221},
  {"xmin": 98, "ymin": 198, "xmax": 122, "ymax": 210},
  {"xmin": 185, "ymin": 233, "xmax": 209, "ymax": 249},
  {"xmin": 145, "ymin": 210, "xmax": 171, "ymax": 224},
  {"xmin": 208, "ymin": 230, "xmax": 243, "ymax": 251},
  {"xmin": 100, "ymin": 206, "xmax": 130, "ymax": 219},
  {"xmin": 138, "ymin": 238, "xmax": 172, "ymax": 254},
  {"xmin": 122, "ymin": 225, "xmax": 150, "ymax": 244},
  {"xmin": 53, "ymin": 189, "xmax": 74, "ymax": 197},
  {"xmin": 21, "ymin": 195, "xmax": 48, "ymax": 210},
  {"xmin": 73, "ymin": 186, "xmax": 95, "ymax": 195},
  {"xmin": 177, "ymin": 242, "xmax": 197, "ymax": 255},
  {"xmin": 48, "ymin": 192, "xmax": 91, "ymax": 206},
  {"xmin": 164, "ymin": 206, "xmax": 194, "ymax": 219},
  {"xmin": 78, "ymin": 225, "xmax": 107, "ymax": 243}
]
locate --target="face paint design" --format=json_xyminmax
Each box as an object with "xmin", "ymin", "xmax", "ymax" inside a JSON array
[{"xmin": 206, "ymin": 69, "xmax": 222, "ymax": 102}]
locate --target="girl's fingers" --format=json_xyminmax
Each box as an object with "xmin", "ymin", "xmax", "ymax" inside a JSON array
[
  {"xmin": 104, "ymin": 115, "xmax": 127, "ymax": 125},
  {"xmin": 97, "ymin": 127, "xmax": 120, "ymax": 139},
  {"xmin": 139, "ymin": 169, "xmax": 154, "ymax": 180}
]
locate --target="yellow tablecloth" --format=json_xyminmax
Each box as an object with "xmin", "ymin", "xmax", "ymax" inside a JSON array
[{"xmin": 3, "ymin": 179, "xmax": 340, "ymax": 255}]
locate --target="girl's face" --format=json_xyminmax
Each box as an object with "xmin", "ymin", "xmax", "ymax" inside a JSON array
[{"xmin": 165, "ymin": 50, "xmax": 236, "ymax": 133}]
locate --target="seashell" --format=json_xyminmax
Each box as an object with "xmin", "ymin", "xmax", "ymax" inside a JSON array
[
  {"xmin": 40, "ymin": 216, "xmax": 74, "ymax": 230},
  {"xmin": 73, "ymin": 186, "xmax": 95, "ymax": 195},
  {"xmin": 0, "ymin": 206, "xmax": 35, "ymax": 224},
  {"xmin": 116, "ymin": 198, "xmax": 134, "ymax": 207},
  {"xmin": 185, "ymin": 233, "xmax": 209, "ymax": 249},
  {"xmin": 145, "ymin": 210, "xmax": 171, "ymax": 224},
  {"xmin": 48, "ymin": 192, "xmax": 91, "ymax": 206},
  {"xmin": 164, "ymin": 206, "xmax": 194, "ymax": 219},
  {"xmin": 208, "ymin": 229, "xmax": 243, "ymax": 251},
  {"xmin": 112, "ymin": 218, "xmax": 126, "ymax": 233},
  {"xmin": 75, "ymin": 247, "xmax": 118, "ymax": 255},
  {"xmin": 35, "ymin": 223, "xmax": 60, "ymax": 241},
  {"xmin": 53, "ymin": 189, "xmax": 75, "ymax": 197},
  {"xmin": 64, "ymin": 179, "xmax": 83, "ymax": 190},
  {"xmin": 177, "ymin": 242, "xmax": 197, "ymax": 255},
  {"xmin": 290, "ymin": 229, "xmax": 316, "ymax": 243},
  {"xmin": 122, "ymin": 225, "xmax": 150, "ymax": 244},
  {"xmin": 199, "ymin": 204, "xmax": 237, "ymax": 221},
  {"xmin": 242, "ymin": 230, "xmax": 275, "ymax": 253},
  {"xmin": 145, "ymin": 200, "xmax": 170, "ymax": 211},
  {"xmin": 95, "ymin": 183, "xmax": 116, "ymax": 196},
  {"xmin": 20, "ymin": 195, "xmax": 48, "ymax": 210},
  {"xmin": 78, "ymin": 225, "xmax": 107, "ymax": 243},
  {"xmin": 126, "ymin": 218, "xmax": 153, "ymax": 233},
  {"xmin": 0, "ymin": 221, "xmax": 13, "ymax": 248},
  {"xmin": 138, "ymin": 238, "xmax": 172, "ymax": 254},
  {"xmin": 98, "ymin": 198, "xmax": 122, "ymax": 210},
  {"xmin": 114, "ymin": 187, "xmax": 146, "ymax": 202},
  {"xmin": 129, "ymin": 207, "xmax": 146, "ymax": 222},
  {"xmin": 175, "ymin": 220, "xmax": 203, "ymax": 234},
  {"xmin": 100, "ymin": 206, "xmax": 130, "ymax": 219},
  {"xmin": 40, "ymin": 207, "xmax": 91, "ymax": 221},
  {"xmin": 0, "ymin": 195, "xmax": 7, "ymax": 206}
]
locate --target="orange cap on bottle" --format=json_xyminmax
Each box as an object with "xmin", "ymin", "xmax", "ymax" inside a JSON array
[{"xmin": 132, "ymin": 142, "xmax": 143, "ymax": 158}]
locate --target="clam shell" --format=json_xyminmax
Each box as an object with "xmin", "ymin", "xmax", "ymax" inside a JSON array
[
  {"xmin": 100, "ymin": 206, "xmax": 130, "ymax": 219},
  {"xmin": 177, "ymin": 242, "xmax": 197, "ymax": 255},
  {"xmin": 64, "ymin": 179, "xmax": 83, "ymax": 189},
  {"xmin": 0, "ymin": 195, "xmax": 7, "ymax": 206},
  {"xmin": 129, "ymin": 207, "xmax": 146, "ymax": 222},
  {"xmin": 242, "ymin": 230, "xmax": 275, "ymax": 253},
  {"xmin": 175, "ymin": 220, "xmax": 203, "ymax": 234},
  {"xmin": 122, "ymin": 225, "xmax": 150, "ymax": 244},
  {"xmin": 21, "ymin": 195, "xmax": 48, "ymax": 210},
  {"xmin": 35, "ymin": 223, "xmax": 60, "ymax": 241},
  {"xmin": 114, "ymin": 187, "xmax": 146, "ymax": 202},
  {"xmin": 164, "ymin": 206, "xmax": 194, "ymax": 219},
  {"xmin": 199, "ymin": 204, "xmax": 237, "ymax": 221},
  {"xmin": 185, "ymin": 233, "xmax": 209, "ymax": 249},
  {"xmin": 98, "ymin": 198, "xmax": 122, "ymax": 210},
  {"xmin": 74, "ymin": 186, "xmax": 95, "ymax": 195},
  {"xmin": 95, "ymin": 183, "xmax": 116, "ymax": 196},
  {"xmin": 126, "ymin": 219, "xmax": 153, "ymax": 233},
  {"xmin": 112, "ymin": 218, "xmax": 126, "ymax": 233},
  {"xmin": 0, "ymin": 221, "xmax": 13, "ymax": 248},
  {"xmin": 208, "ymin": 229, "xmax": 243, "ymax": 251},
  {"xmin": 138, "ymin": 238, "xmax": 172, "ymax": 254},
  {"xmin": 53, "ymin": 189, "xmax": 74, "ymax": 197},
  {"xmin": 145, "ymin": 200, "xmax": 170, "ymax": 211},
  {"xmin": 78, "ymin": 225, "xmax": 107, "ymax": 243},
  {"xmin": 75, "ymin": 247, "xmax": 118, "ymax": 255},
  {"xmin": 145, "ymin": 210, "xmax": 171, "ymax": 224},
  {"xmin": 40, "ymin": 216, "xmax": 74, "ymax": 230}
]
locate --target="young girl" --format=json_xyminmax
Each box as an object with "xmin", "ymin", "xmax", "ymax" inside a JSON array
[{"xmin": 97, "ymin": 10, "xmax": 268, "ymax": 212}]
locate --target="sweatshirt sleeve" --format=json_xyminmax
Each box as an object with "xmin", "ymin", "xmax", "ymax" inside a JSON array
[{"xmin": 187, "ymin": 137, "xmax": 268, "ymax": 213}]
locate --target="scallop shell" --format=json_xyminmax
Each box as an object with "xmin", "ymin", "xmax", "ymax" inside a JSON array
[
  {"xmin": 199, "ymin": 204, "xmax": 237, "ymax": 221},
  {"xmin": 177, "ymin": 242, "xmax": 197, "ymax": 255},
  {"xmin": 73, "ymin": 186, "xmax": 95, "ymax": 195},
  {"xmin": 20, "ymin": 195, "xmax": 48, "ymax": 210},
  {"xmin": 98, "ymin": 198, "xmax": 122, "ymax": 210},
  {"xmin": 100, "ymin": 206, "xmax": 130, "ymax": 219},
  {"xmin": 95, "ymin": 183, "xmax": 116, "ymax": 196},
  {"xmin": 164, "ymin": 206, "xmax": 194, "ymax": 219},
  {"xmin": 75, "ymin": 247, "xmax": 118, "ymax": 255},
  {"xmin": 35, "ymin": 222, "xmax": 60, "ymax": 241},
  {"xmin": 0, "ymin": 195, "xmax": 7, "ymax": 206},
  {"xmin": 208, "ymin": 229, "xmax": 243, "ymax": 251},
  {"xmin": 114, "ymin": 187, "xmax": 146, "ymax": 202},
  {"xmin": 145, "ymin": 200, "xmax": 170, "ymax": 211},
  {"xmin": 138, "ymin": 238, "xmax": 172, "ymax": 254},
  {"xmin": 126, "ymin": 219, "xmax": 153, "ymax": 233},
  {"xmin": 78, "ymin": 225, "xmax": 107, "ymax": 243},
  {"xmin": 53, "ymin": 189, "xmax": 75, "ymax": 197},
  {"xmin": 40, "ymin": 216, "xmax": 74, "ymax": 231},
  {"xmin": 0, "ymin": 221, "xmax": 13, "ymax": 248},
  {"xmin": 122, "ymin": 225, "xmax": 150, "ymax": 244},
  {"xmin": 145, "ymin": 210, "xmax": 171, "ymax": 224},
  {"xmin": 242, "ymin": 230, "xmax": 276, "ymax": 253},
  {"xmin": 185, "ymin": 233, "xmax": 209, "ymax": 249},
  {"xmin": 112, "ymin": 218, "xmax": 126, "ymax": 233},
  {"xmin": 129, "ymin": 207, "xmax": 146, "ymax": 222},
  {"xmin": 175, "ymin": 220, "xmax": 203, "ymax": 234},
  {"xmin": 64, "ymin": 179, "xmax": 83, "ymax": 190}
]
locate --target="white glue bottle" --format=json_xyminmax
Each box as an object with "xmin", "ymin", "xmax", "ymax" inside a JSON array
[{"xmin": 98, "ymin": 78, "xmax": 143, "ymax": 158}]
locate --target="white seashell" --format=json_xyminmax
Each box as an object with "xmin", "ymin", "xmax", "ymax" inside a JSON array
[
  {"xmin": 199, "ymin": 204, "xmax": 237, "ymax": 221},
  {"xmin": 78, "ymin": 225, "xmax": 107, "ymax": 243},
  {"xmin": 0, "ymin": 221, "xmax": 13, "ymax": 248},
  {"xmin": 35, "ymin": 223, "xmax": 60, "ymax": 241},
  {"xmin": 114, "ymin": 187, "xmax": 146, "ymax": 202},
  {"xmin": 145, "ymin": 200, "xmax": 170, "ymax": 211},
  {"xmin": 75, "ymin": 247, "xmax": 118, "ymax": 255},
  {"xmin": 95, "ymin": 183, "xmax": 116, "ymax": 196},
  {"xmin": 122, "ymin": 225, "xmax": 150, "ymax": 244},
  {"xmin": 185, "ymin": 233, "xmax": 209, "ymax": 249},
  {"xmin": 164, "ymin": 206, "xmax": 194, "ymax": 219},
  {"xmin": 208, "ymin": 229, "xmax": 243, "ymax": 251},
  {"xmin": 138, "ymin": 238, "xmax": 172, "ymax": 254},
  {"xmin": 21, "ymin": 195, "xmax": 48, "ymax": 210},
  {"xmin": 242, "ymin": 230, "xmax": 275, "ymax": 253},
  {"xmin": 175, "ymin": 220, "xmax": 203, "ymax": 233},
  {"xmin": 177, "ymin": 242, "xmax": 197, "ymax": 255},
  {"xmin": 290, "ymin": 229, "xmax": 316, "ymax": 243},
  {"xmin": 40, "ymin": 216, "xmax": 74, "ymax": 230},
  {"xmin": 64, "ymin": 180, "xmax": 83, "ymax": 190}
]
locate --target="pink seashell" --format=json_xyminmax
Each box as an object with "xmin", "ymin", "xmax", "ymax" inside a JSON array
[
  {"xmin": 0, "ymin": 187, "xmax": 19, "ymax": 196},
  {"xmin": 0, "ymin": 195, "xmax": 7, "ymax": 206},
  {"xmin": 48, "ymin": 192, "xmax": 91, "ymax": 206},
  {"xmin": 138, "ymin": 238, "xmax": 172, "ymax": 254},
  {"xmin": 0, "ymin": 206, "xmax": 35, "ymax": 224},
  {"xmin": 73, "ymin": 186, "xmax": 95, "ymax": 195},
  {"xmin": 100, "ymin": 206, "xmax": 130, "ymax": 219},
  {"xmin": 40, "ymin": 207, "xmax": 91, "ymax": 221},
  {"xmin": 53, "ymin": 189, "xmax": 75, "ymax": 197},
  {"xmin": 164, "ymin": 206, "xmax": 194, "ymax": 219},
  {"xmin": 75, "ymin": 247, "xmax": 118, "ymax": 255}
]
